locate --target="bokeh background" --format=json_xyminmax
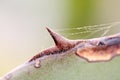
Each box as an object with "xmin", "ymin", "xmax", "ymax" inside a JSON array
[{"xmin": 0, "ymin": 0, "xmax": 120, "ymax": 79}]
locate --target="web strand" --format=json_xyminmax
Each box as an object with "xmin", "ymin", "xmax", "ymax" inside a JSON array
[{"xmin": 54, "ymin": 22, "xmax": 120, "ymax": 38}]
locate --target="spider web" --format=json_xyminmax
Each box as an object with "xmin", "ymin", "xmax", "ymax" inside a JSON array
[{"xmin": 54, "ymin": 22, "xmax": 120, "ymax": 39}]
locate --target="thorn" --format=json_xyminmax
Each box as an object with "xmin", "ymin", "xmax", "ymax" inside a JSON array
[{"xmin": 46, "ymin": 27, "xmax": 75, "ymax": 49}]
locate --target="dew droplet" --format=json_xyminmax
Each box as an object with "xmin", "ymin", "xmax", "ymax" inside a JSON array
[{"xmin": 34, "ymin": 59, "xmax": 41, "ymax": 68}]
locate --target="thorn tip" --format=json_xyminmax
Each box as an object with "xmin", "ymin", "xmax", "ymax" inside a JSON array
[{"xmin": 46, "ymin": 27, "xmax": 74, "ymax": 48}]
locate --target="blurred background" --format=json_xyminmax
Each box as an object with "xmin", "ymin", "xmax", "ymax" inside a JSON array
[{"xmin": 0, "ymin": 0, "xmax": 120, "ymax": 79}]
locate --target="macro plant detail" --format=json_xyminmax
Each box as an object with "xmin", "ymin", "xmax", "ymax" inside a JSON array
[
  {"xmin": 29, "ymin": 27, "xmax": 120, "ymax": 64},
  {"xmin": 0, "ymin": 26, "xmax": 120, "ymax": 80}
]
